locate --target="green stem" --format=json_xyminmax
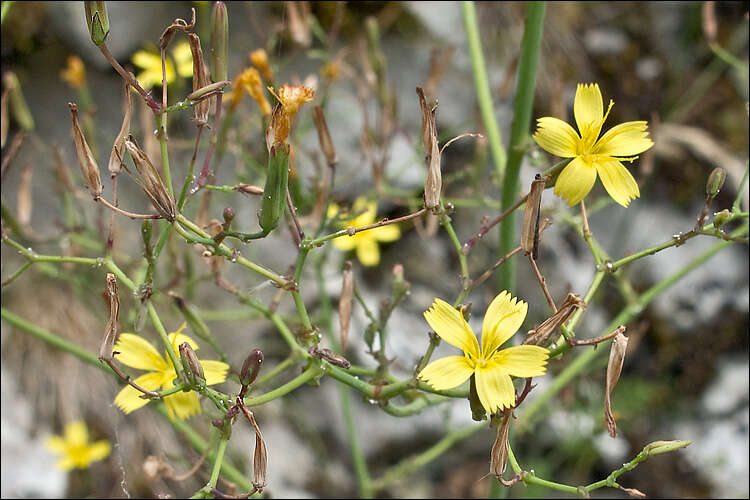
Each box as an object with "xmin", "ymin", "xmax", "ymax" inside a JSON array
[
  {"xmin": 158, "ymin": 112, "xmax": 173, "ymax": 195},
  {"xmin": 208, "ymin": 438, "xmax": 228, "ymax": 489},
  {"xmin": 498, "ymin": 1, "xmax": 546, "ymax": 292},
  {"xmin": 243, "ymin": 364, "xmax": 322, "ymax": 407},
  {"xmin": 340, "ymin": 385, "xmax": 373, "ymax": 498},
  {"xmin": 292, "ymin": 247, "xmax": 314, "ymax": 332}
]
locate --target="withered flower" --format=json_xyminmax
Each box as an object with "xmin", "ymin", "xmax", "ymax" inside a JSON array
[
  {"xmin": 99, "ymin": 273, "xmax": 119, "ymax": 361},
  {"xmin": 489, "ymin": 412, "xmax": 512, "ymax": 477},
  {"xmin": 249, "ymin": 48, "xmax": 273, "ymax": 80},
  {"xmin": 179, "ymin": 342, "xmax": 205, "ymax": 386},
  {"xmin": 523, "ymin": 293, "xmax": 586, "ymax": 346},
  {"xmin": 266, "ymin": 84, "xmax": 314, "ymax": 150},
  {"xmin": 416, "ymin": 87, "xmax": 441, "ymax": 211},
  {"xmin": 521, "ymin": 174, "xmax": 546, "ymax": 259},
  {"xmin": 60, "ymin": 56, "xmax": 87, "ymax": 91},
  {"xmin": 69, "ymin": 102, "xmax": 102, "ymax": 198},
  {"xmin": 188, "ymin": 33, "xmax": 211, "ymax": 125},
  {"xmin": 124, "ymin": 136, "xmax": 177, "ymax": 222},
  {"xmin": 108, "ymin": 79, "xmax": 132, "ymax": 175},
  {"xmin": 605, "ymin": 331, "xmax": 628, "ymax": 437}
]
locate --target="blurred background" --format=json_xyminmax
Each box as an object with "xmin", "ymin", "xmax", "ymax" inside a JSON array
[{"xmin": 1, "ymin": 1, "xmax": 748, "ymax": 498}]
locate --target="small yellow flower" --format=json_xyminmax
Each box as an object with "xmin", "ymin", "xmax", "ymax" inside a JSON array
[
  {"xmin": 113, "ymin": 323, "xmax": 229, "ymax": 421},
  {"xmin": 132, "ymin": 41, "xmax": 193, "ymax": 90},
  {"xmin": 418, "ymin": 291, "xmax": 549, "ymax": 415},
  {"xmin": 330, "ymin": 197, "xmax": 401, "ymax": 267},
  {"xmin": 249, "ymin": 48, "xmax": 273, "ymax": 81},
  {"xmin": 60, "ymin": 55, "xmax": 86, "ymax": 90},
  {"xmin": 228, "ymin": 67, "xmax": 271, "ymax": 114},
  {"xmin": 268, "ymin": 84, "xmax": 315, "ymax": 145},
  {"xmin": 46, "ymin": 421, "xmax": 110, "ymax": 470},
  {"xmin": 532, "ymin": 83, "xmax": 654, "ymax": 207}
]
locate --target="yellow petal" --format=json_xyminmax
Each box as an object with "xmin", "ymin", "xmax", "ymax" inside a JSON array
[
  {"xmin": 533, "ymin": 117, "xmax": 579, "ymax": 158},
  {"xmin": 481, "ymin": 291, "xmax": 528, "ymax": 355},
  {"xmin": 423, "ymin": 298, "xmax": 480, "ymax": 358},
  {"xmin": 371, "ymin": 223, "xmax": 400, "ymax": 242},
  {"xmin": 350, "ymin": 198, "xmax": 377, "ymax": 226},
  {"xmin": 574, "ymin": 83, "xmax": 603, "ymax": 134},
  {"xmin": 593, "ymin": 121, "xmax": 654, "ymax": 157},
  {"xmin": 475, "ymin": 364, "xmax": 515, "ymax": 415},
  {"xmin": 492, "ymin": 345, "xmax": 549, "ymax": 377},
  {"xmin": 332, "ymin": 234, "xmax": 357, "ymax": 251},
  {"xmin": 133, "ymin": 51, "xmax": 176, "ymax": 89},
  {"xmin": 327, "ymin": 202, "xmax": 340, "ymax": 219},
  {"xmin": 554, "ymin": 157, "xmax": 597, "ymax": 206},
  {"xmin": 64, "ymin": 421, "xmax": 88, "ymax": 446},
  {"xmin": 46, "ymin": 436, "xmax": 68, "ymax": 453},
  {"xmin": 201, "ymin": 359, "xmax": 230, "ymax": 385},
  {"xmin": 87, "ymin": 441, "xmax": 111, "ymax": 462},
  {"xmin": 114, "ymin": 372, "xmax": 170, "ymax": 414},
  {"xmin": 596, "ymin": 159, "xmax": 640, "ymax": 207},
  {"xmin": 417, "ymin": 356, "xmax": 474, "ymax": 390},
  {"xmin": 114, "ymin": 334, "xmax": 169, "ymax": 372},
  {"xmin": 356, "ymin": 236, "xmax": 381, "ymax": 267},
  {"xmin": 56, "ymin": 456, "xmax": 76, "ymax": 471},
  {"xmin": 169, "ymin": 323, "xmax": 199, "ymax": 354},
  {"xmin": 164, "ymin": 387, "xmax": 201, "ymax": 421},
  {"xmin": 172, "ymin": 41, "xmax": 194, "ymax": 78}
]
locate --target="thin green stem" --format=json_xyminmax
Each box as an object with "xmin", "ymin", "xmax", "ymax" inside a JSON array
[
  {"xmin": 158, "ymin": 106, "xmax": 174, "ymax": 195},
  {"xmin": 732, "ymin": 159, "xmax": 749, "ymax": 212},
  {"xmin": 208, "ymin": 438, "xmax": 228, "ymax": 489},
  {"xmin": 292, "ymin": 247, "xmax": 314, "ymax": 332},
  {"xmin": 243, "ymin": 364, "xmax": 322, "ymax": 407}
]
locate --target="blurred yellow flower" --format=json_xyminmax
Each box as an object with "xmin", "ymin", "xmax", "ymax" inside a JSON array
[
  {"xmin": 418, "ymin": 291, "xmax": 549, "ymax": 415},
  {"xmin": 330, "ymin": 197, "xmax": 401, "ymax": 267},
  {"xmin": 228, "ymin": 67, "xmax": 271, "ymax": 114},
  {"xmin": 113, "ymin": 323, "xmax": 229, "ymax": 421},
  {"xmin": 249, "ymin": 48, "xmax": 273, "ymax": 80},
  {"xmin": 60, "ymin": 55, "xmax": 86, "ymax": 90},
  {"xmin": 132, "ymin": 41, "xmax": 193, "ymax": 89},
  {"xmin": 532, "ymin": 83, "xmax": 654, "ymax": 207},
  {"xmin": 46, "ymin": 421, "xmax": 110, "ymax": 470}
]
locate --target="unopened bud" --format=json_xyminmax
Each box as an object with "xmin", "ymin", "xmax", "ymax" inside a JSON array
[
  {"xmin": 713, "ymin": 209, "xmax": 731, "ymax": 227},
  {"xmin": 179, "ymin": 342, "xmax": 205, "ymax": 386},
  {"xmin": 604, "ymin": 329, "xmax": 628, "ymax": 438},
  {"xmin": 240, "ymin": 349, "xmax": 263, "ymax": 387},
  {"xmin": 621, "ymin": 487, "xmax": 647, "ymax": 499},
  {"xmin": 141, "ymin": 220, "xmax": 153, "ymax": 249},
  {"xmin": 236, "ymin": 183, "xmax": 264, "ymax": 195},
  {"xmin": 338, "ymin": 261, "xmax": 354, "ymax": 350},
  {"xmin": 186, "ymin": 80, "xmax": 230, "ymax": 102},
  {"xmin": 523, "ymin": 293, "xmax": 586, "ymax": 346},
  {"xmin": 124, "ymin": 137, "xmax": 177, "ymax": 222},
  {"xmin": 84, "ymin": 1, "xmax": 110, "ymax": 46},
  {"xmin": 212, "ymin": 417, "xmax": 232, "ymax": 440},
  {"xmin": 3, "ymin": 72, "xmax": 34, "ymax": 132},
  {"xmin": 258, "ymin": 142, "xmax": 290, "ymax": 234},
  {"xmin": 249, "ymin": 49, "xmax": 273, "ymax": 81},
  {"xmin": 222, "ymin": 206, "xmax": 235, "ymax": 225},
  {"xmin": 312, "ymin": 106, "xmax": 337, "ymax": 166},
  {"xmin": 706, "ymin": 167, "xmax": 726, "ymax": 198},
  {"xmin": 210, "ymin": 2, "xmax": 228, "ymax": 83},
  {"xmin": 643, "ymin": 439, "xmax": 691, "ymax": 456},
  {"xmin": 69, "ymin": 102, "xmax": 102, "ymax": 198}
]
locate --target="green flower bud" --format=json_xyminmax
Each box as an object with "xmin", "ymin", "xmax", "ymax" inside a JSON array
[
  {"xmin": 643, "ymin": 440, "xmax": 691, "ymax": 456},
  {"xmin": 258, "ymin": 142, "xmax": 290, "ymax": 234},
  {"xmin": 222, "ymin": 207, "xmax": 235, "ymax": 225},
  {"xmin": 712, "ymin": 209, "xmax": 732, "ymax": 227},
  {"xmin": 84, "ymin": 1, "xmax": 110, "ymax": 46},
  {"xmin": 210, "ymin": 1, "xmax": 228, "ymax": 83},
  {"xmin": 706, "ymin": 167, "xmax": 726, "ymax": 198}
]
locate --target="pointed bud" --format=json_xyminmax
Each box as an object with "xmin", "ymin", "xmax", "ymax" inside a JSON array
[
  {"xmin": 713, "ymin": 209, "xmax": 731, "ymax": 227},
  {"xmin": 706, "ymin": 167, "xmax": 726, "ymax": 198},
  {"xmin": 240, "ymin": 349, "xmax": 263, "ymax": 387},
  {"xmin": 313, "ymin": 106, "xmax": 337, "ymax": 166},
  {"xmin": 69, "ymin": 102, "xmax": 103, "ymax": 198},
  {"xmin": 643, "ymin": 440, "xmax": 691, "ymax": 456},
  {"xmin": 523, "ymin": 293, "xmax": 586, "ymax": 346},
  {"xmin": 179, "ymin": 342, "xmax": 205, "ymax": 386},
  {"xmin": 249, "ymin": 49, "xmax": 273, "ymax": 81},
  {"xmin": 521, "ymin": 174, "xmax": 546, "ymax": 259},
  {"xmin": 84, "ymin": 1, "xmax": 110, "ymax": 46},
  {"xmin": 621, "ymin": 487, "xmax": 647, "ymax": 498},
  {"xmin": 222, "ymin": 206, "xmax": 235, "ymax": 225},
  {"xmin": 210, "ymin": 2, "xmax": 228, "ymax": 83},
  {"xmin": 237, "ymin": 183, "xmax": 264, "ymax": 195},
  {"xmin": 605, "ymin": 330, "xmax": 628, "ymax": 437},
  {"xmin": 108, "ymin": 79, "xmax": 132, "ymax": 175},
  {"xmin": 258, "ymin": 142, "xmax": 290, "ymax": 234},
  {"xmin": 338, "ymin": 261, "xmax": 354, "ymax": 350},
  {"xmin": 124, "ymin": 137, "xmax": 177, "ymax": 221},
  {"xmin": 99, "ymin": 273, "xmax": 119, "ymax": 361}
]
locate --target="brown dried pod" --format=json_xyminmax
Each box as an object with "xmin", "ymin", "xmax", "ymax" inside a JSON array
[
  {"xmin": 16, "ymin": 163, "xmax": 32, "ymax": 227},
  {"xmin": 69, "ymin": 102, "xmax": 102, "ymax": 198},
  {"xmin": 236, "ymin": 183, "xmax": 264, "ymax": 195},
  {"xmin": 313, "ymin": 106, "xmax": 337, "ymax": 166},
  {"xmin": 179, "ymin": 341, "xmax": 205, "ymax": 385},
  {"xmin": 99, "ymin": 273, "xmax": 119, "ymax": 361},
  {"xmin": 124, "ymin": 136, "xmax": 177, "ymax": 222},
  {"xmin": 188, "ymin": 33, "xmax": 211, "ymax": 125},
  {"xmin": 309, "ymin": 346, "xmax": 351, "ymax": 369},
  {"xmin": 523, "ymin": 293, "xmax": 586, "ymax": 346},
  {"xmin": 605, "ymin": 330, "xmax": 629, "ymax": 438},
  {"xmin": 489, "ymin": 412, "xmax": 512, "ymax": 477},
  {"xmin": 108, "ymin": 79, "xmax": 132, "ymax": 175},
  {"xmin": 416, "ymin": 87, "xmax": 441, "ymax": 211},
  {"xmin": 621, "ymin": 487, "xmax": 647, "ymax": 499},
  {"xmin": 521, "ymin": 174, "xmax": 546, "ymax": 259},
  {"xmin": 338, "ymin": 261, "xmax": 354, "ymax": 350}
]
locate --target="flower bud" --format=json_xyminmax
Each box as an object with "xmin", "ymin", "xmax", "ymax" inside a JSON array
[
  {"xmin": 84, "ymin": 1, "xmax": 110, "ymax": 46},
  {"xmin": 621, "ymin": 487, "xmax": 647, "ymax": 498},
  {"xmin": 3, "ymin": 72, "xmax": 34, "ymax": 132},
  {"xmin": 210, "ymin": 2, "xmax": 228, "ymax": 83},
  {"xmin": 258, "ymin": 142, "xmax": 291, "ymax": 234},
  {"xmin": 222, "ymin": 206, "xmax": 235, "ymax": 225},
  {"xmin": 706, "ymin": 167, "xmax": 726, "ymax": 198},
  {"xmin": 249, "ymin": 49, "xmax": 273, "ymax": 81},
  {"xmin": 124, "ymin": 137, "xmax": 177, "ymax": 222},
  {"xmin": 604, "ymin": 330, "xmax": 628, "ymax": 437},
  {"xmin": 313, "ymin": 106, "xmax": 337, "ymax": 166},
  {"xmin": 643, "ymin": 440, "xmax": 691, "ymax": 456},
  {"xmin": 69, "ymin": 102, "xmax": 103, "ymax": 198},
  {"xmin": 237, "ymin": 183, "xmax": 264, "ymax": 195},
  {"xmin": 179, "ymin": 342, "xmax": 205, "ymax": 386},
  {"xmin": 713, "ymin": 209, "xmax": 731, "ymax": 227},
  {"xmin": 240, "ymin": 349, "xmax": 263, "ymax": 387}
]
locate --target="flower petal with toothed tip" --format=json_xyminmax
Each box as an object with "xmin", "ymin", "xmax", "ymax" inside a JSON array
[
  {"xmin": 481, "ymin": 291, "xmax": 528, "ymax": 356},
  {"xmin": 554, "ymin": 157, "xmax": 598, "ymax": 207},
  {"xmin": 418, "ymin": 355, "xmax": 474, "ymax": 390},
  {"xmin": 492, "ymin": 345, "xmax": 549, "ymax": 378},
  {"xmin": 423, "ymin": 298, "xmax": 480, "ymax": 358}
]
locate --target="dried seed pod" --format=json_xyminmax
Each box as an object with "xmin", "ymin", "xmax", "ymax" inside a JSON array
[
  {"xmin": 99, "ymin": 273, "xmax": 119, "ymax": 361},
  {"xmin": 84, "ymin": 1, "xmax": 110, "ymax": 46},
  {"xmin": 240, "ymin": 349, "xmax": 263, "ymax": 387},
  {"xmin": 338, "ymin": 261, "xmax": 354, "ymax": 350},
  {"xmin": 313, "ymin": 106, "xmax": 337, "ymax": 166},
  {"xmin": 69, "ymin": 102, "xmax": 103, "ymax": 198},
  {"xmin": 124, "ymin": 137, "xmax": 177, "ymax": 221},
  {"xmin": 210, "ymin": 1, "xmax": 228, "ymax": 83},
  {"xmin": 236, "ymin": 183, "xmax": 264, "ymax": 195},
  {"xmin": 108, "ymin": 79, "xmax": 132, "ymax": 175},
  {"xmin": 16, "ymin": 163, "xmax": 32, "ymax": 227},
  {"xmin": 243, "ymin": 408, "xmax": 267, "ymax": 491},
  {"xmin": 521, "ymin": 174, "xmax": 546, "ymax": 259},
  {"xmin": 188, "ymin": 33, "xmax": 211, "ymax": 125},
  {"xmin": 179, "ymin": 342, "xmax": 205, "ymax": 385},
  {"xmin": 416, "ymin": 87, "xmax": 441, "ymax": 211},
  {"xmin": 523, "ymin": 293, "xmax": 586, "ymax": 346},
  {"xmin": 309, "ymin": 346, "xmax": 351, "ymax": 369},
  {"xmin": 249, "ymin": 48, "xmax": 273, "ymax": 80},
  {"xmin": 489, "ymin": 412, "xmax": 512, "ymax": 477},
  {"xmin": 604, "ymin": 329, "xmax": 628, "ymax": 437}
]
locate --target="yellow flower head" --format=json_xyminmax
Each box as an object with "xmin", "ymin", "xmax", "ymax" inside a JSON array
[
  {"xmin": 418, "ymin": 291, "xmax": 549, "ymax": 415},
  {"xmin": 329, "ymin": 197, "xmax": 401, "ymax": 267},
  {"xmin": 132, "ymin": 41, "xmax": 193, "ymax": 90},
  {"xmin": 46, "ymin": 421, "xmax": 110, "ymax": 470},
  {"xmin": 249, "ymin": 48, "xmax": 273, "ymax": 81},
  {"xmin": 113, "ymin": 323, "xmax": 229, "ymax": 421},
  {"xmin": 230, "ymin": 67, "xmax": 272, "ymax": 114},
  {"xmin": 60, "ymin": 55, "xmax": 86, "ymax": 90},
  {"xmin": 533, "ymin": 83, "xmax": 654, "ymax": 207}
]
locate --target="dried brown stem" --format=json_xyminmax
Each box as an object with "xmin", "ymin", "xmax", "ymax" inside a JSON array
[
  {"xmin": 100, "ymin": 357, "xmax": 160, "ymax": 398},
  {"xmin": 567, "ymin": 325, "xmax": 626, "ymax": 348},
  {"xmin": 528, "ymin": 253, "xmax": 557, "ymax": 313},
  {"xmin": 95, "ymin": 196, "xmax": 161, "ymax": 220},
  {"xmin": 470, "ymin": 246, "xmax": 523, "ymax": 289},
  {"xmin": 98, "ymin": 43, "xmax": 160, "ymax": 112},
  {"xmin": 462, "ymin": 193, "xmax": 528, "ymax": 255},
  {"xmin": 286, "ymin": 187, "xmax": 305, "ymax": 243}
]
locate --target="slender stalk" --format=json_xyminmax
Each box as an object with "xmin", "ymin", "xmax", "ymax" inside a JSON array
[
  {"xmin": 207, "ymin": 438, "xmax": 229, "ymax": 490},
  {"xmin": 242, "ymin": 364, "xmax": 322, "ymax": 407}
]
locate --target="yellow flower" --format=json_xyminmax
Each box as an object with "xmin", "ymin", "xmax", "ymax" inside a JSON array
[
  {"xmin": 60, "ymin": 55, "xmax": 86, "ymax": 90},
  {"xmin": 418, "ymin": 291, "xmax": 549, "ymax": 415},
  {"xmin": 532, "ymin": 83, "xmax": 654, "ymax": 207},
  {"xmin": 113, "ymin": 323, "xmax": 229, "ymax": 421},
  {"xmin": 249, "ymin": 48, "xmax": 273, "ymax": 81},
  {"xmin": 228, "ymin": 67, "xmax": 271, "ymax": 114},
  {"xmin": 46, "ymin": 421, "xmax": 110, "ymax": 470},
  {"xmin": 330, "ymin": 197, "xmax": 401, "ymax": 267},
  {"xmin": 132, "ymin": 41, "xmax": 193, "ymax": 90}
]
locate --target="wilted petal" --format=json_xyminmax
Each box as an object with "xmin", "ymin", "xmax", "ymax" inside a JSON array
[
  {"xmin": 481, "ymin": 291, "xmax": 528, "ymax": 355},
  {"xmin": 533, "ymin": 117, "xmax": 579, "ymax": 158},
  {"xmin": 554, "ymin": 157, "xmax": 597, "ymax": 206},
  {"xmin": 418, "ymin": 355, "xmax": 474, "ymax": 390},
  {"xmin": 596, "ymin": 159, "xmax": 640, "ymax": 207},
  {"xmin": 492, "ymin": 345, "xmax": 549, "ymax": 377},
  {"xmin": 423, "ymin": 298, "xmax": 480, "ymax": 358}
]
